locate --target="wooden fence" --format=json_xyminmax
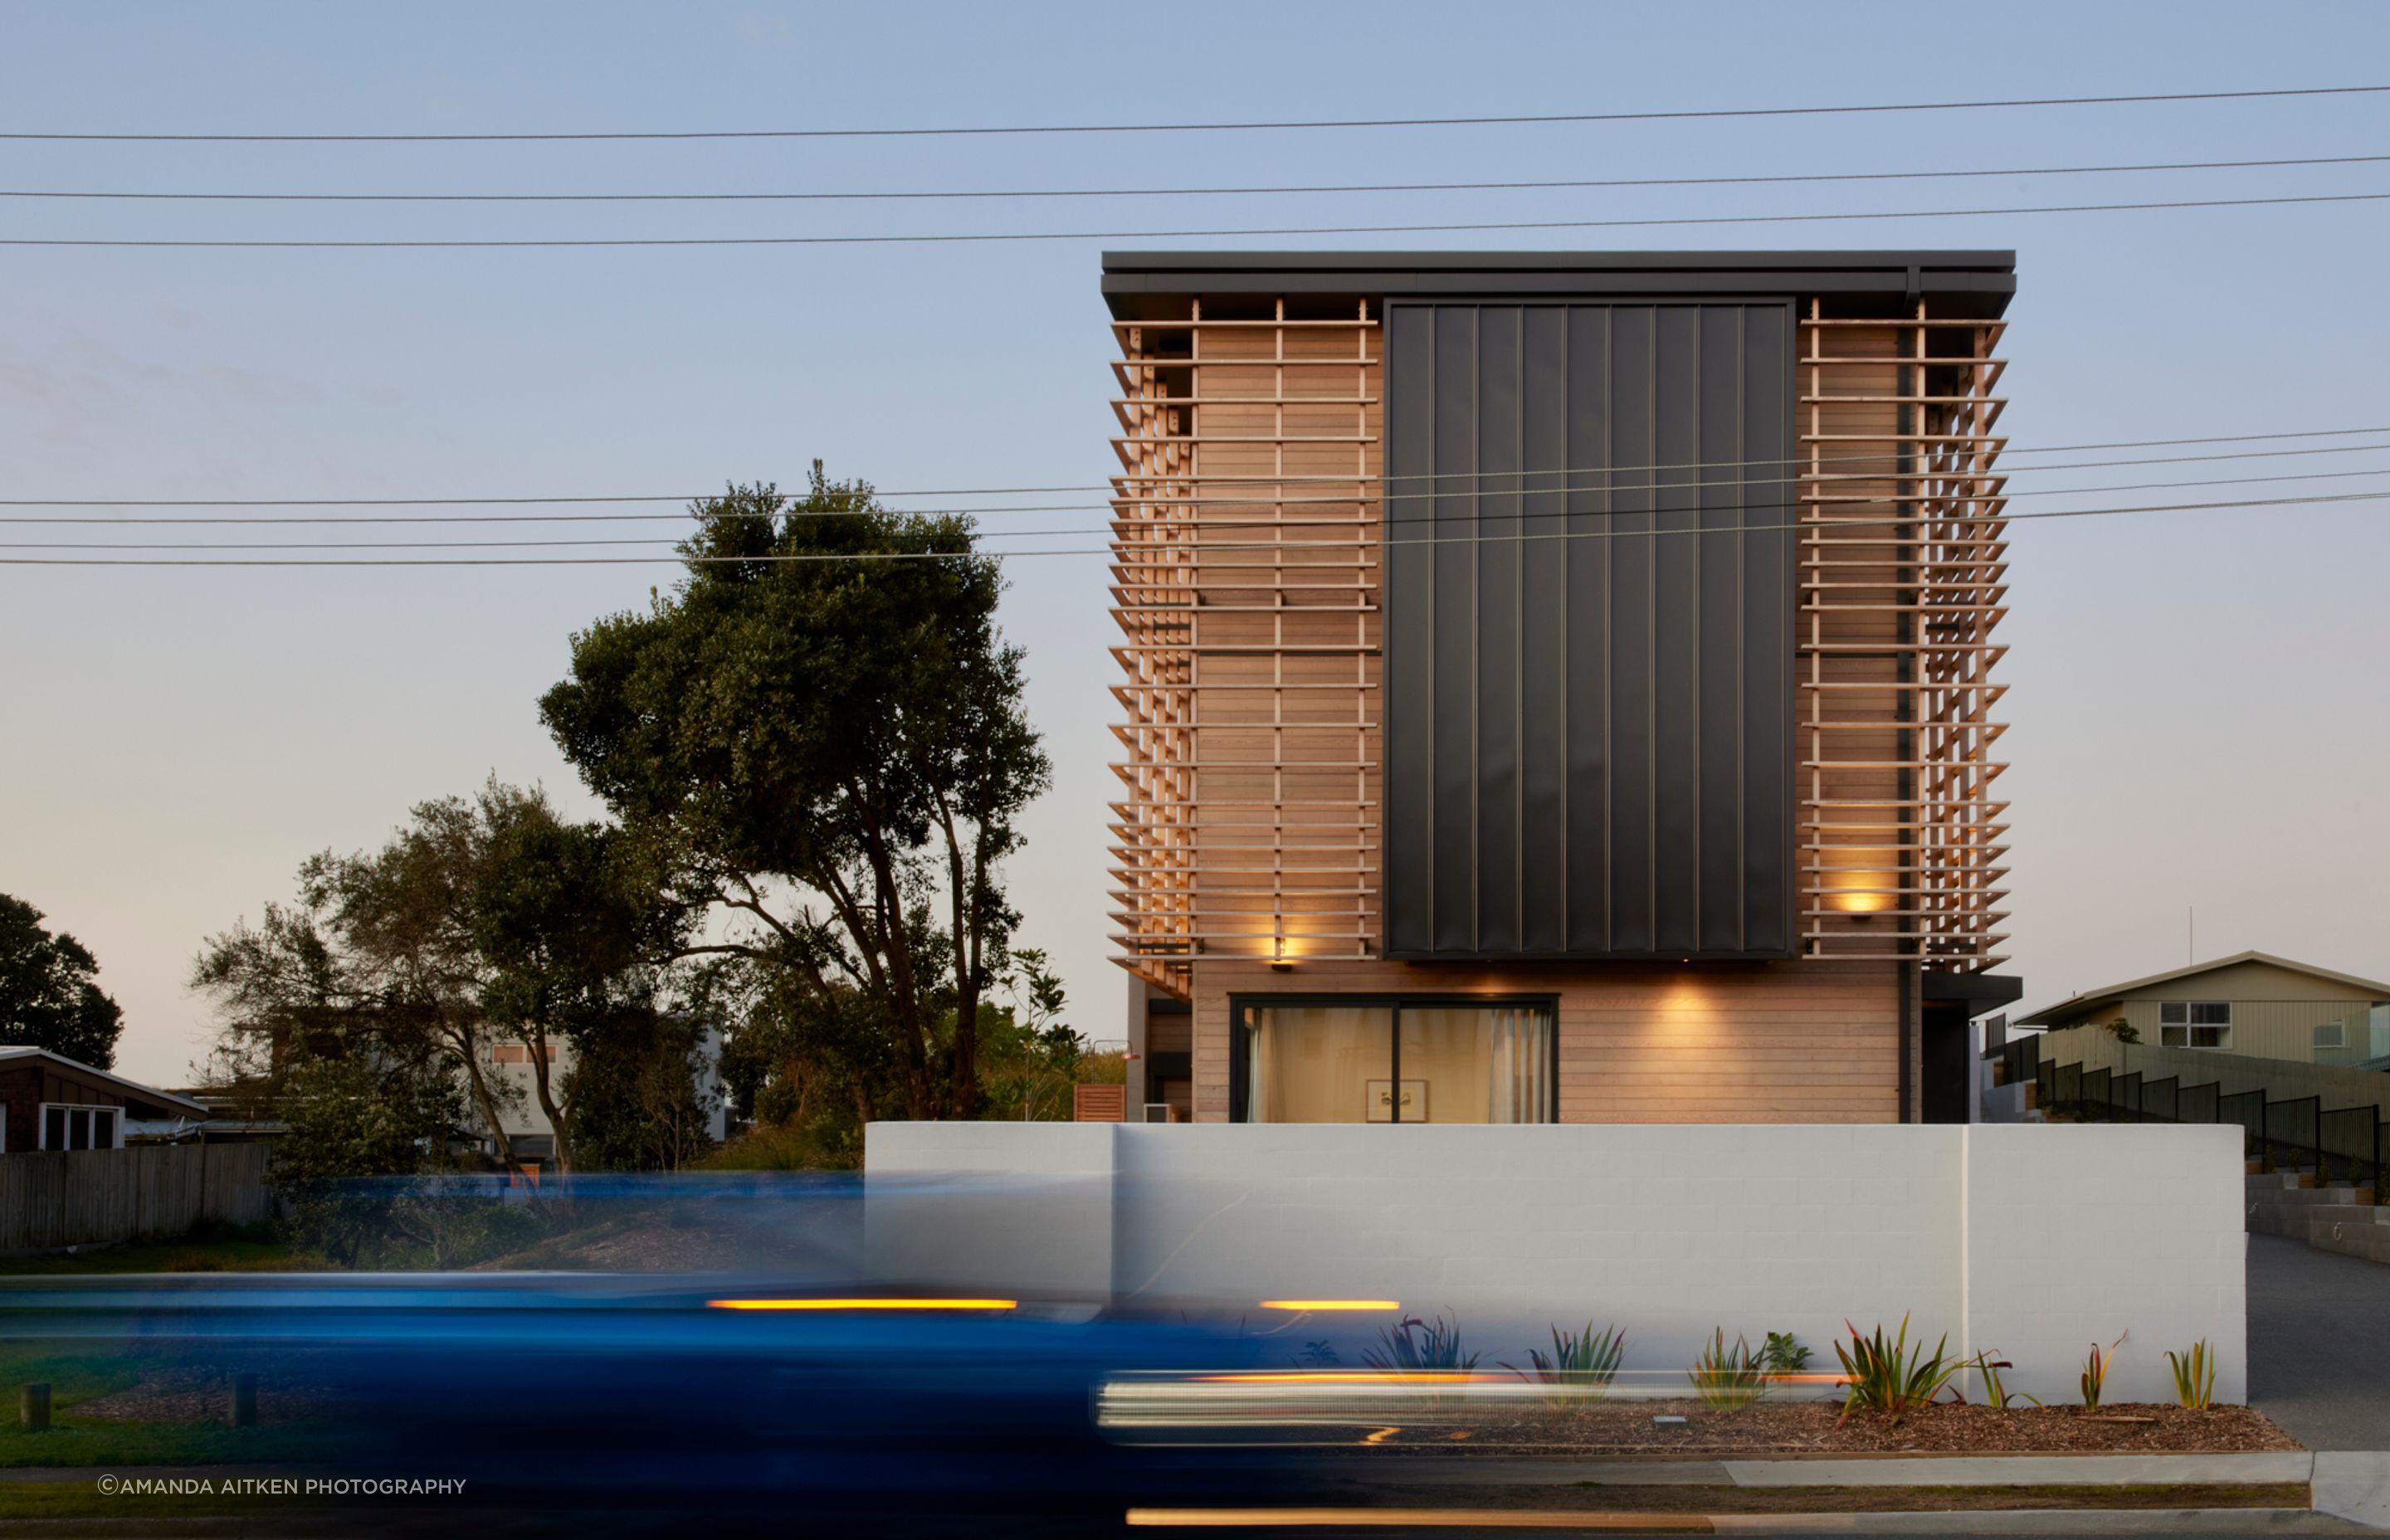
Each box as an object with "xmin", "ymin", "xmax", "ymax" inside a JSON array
[{"xmin": 0, "ymin": 1143, "xmax": 276, "ymax": 1252}]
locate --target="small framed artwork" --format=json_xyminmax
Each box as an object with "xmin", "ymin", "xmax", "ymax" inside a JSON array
[{"xmin": 1364, "ymin": 1079, "xmax": 1431, "ymax": 1123}]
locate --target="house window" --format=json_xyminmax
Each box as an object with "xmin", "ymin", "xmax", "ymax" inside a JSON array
[
  {"xmin": 2314, "ymin": 1021, "xmax": 2348, "ymax": 1050},
  {"xmin": 1234, "ymin": 999, "xmax": 1556, "ymax": 1123},
  {"xmin": 490, "ymin": 1043, "xmax": 558, "ymax": 1065},
  {"xmin": 2159, "ymin": 1001, "xmax": 2231, "ymax": 1049},
  {"xmin": 37, "ymin": 1104, "xmax": 120, "ymax": 1150}
]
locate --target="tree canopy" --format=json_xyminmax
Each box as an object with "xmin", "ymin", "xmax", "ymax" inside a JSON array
[
  {"xmin": 192, "ymin": 780, "xmax": 693, "ymax": 1173},
  {"xmin": 0, "ymin": 893, "xmax": 124, "ymax": 1067},
  {"xmin": 540, "ymin": 470, "xmax": 1050, "ymax": 1122}
]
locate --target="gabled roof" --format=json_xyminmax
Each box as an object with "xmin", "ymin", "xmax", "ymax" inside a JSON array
[
  {"xmin": 0, "ymin": 1045, "xmax": 214, "ymax": 1118},
  {"xmin": 2016, "ymin": 951, "xmax": 2390, "ymax": 1027}
]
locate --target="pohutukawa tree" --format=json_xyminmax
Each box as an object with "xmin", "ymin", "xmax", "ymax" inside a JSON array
[{"xmin": 540, "ymin": 468, "xmax": 1049, "ymax": 1121}]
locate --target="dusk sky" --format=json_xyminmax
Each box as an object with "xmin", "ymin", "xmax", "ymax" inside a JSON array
[{"xmin": 4, "ymin": 2, "xmax": 2387, "ymax": 1084}]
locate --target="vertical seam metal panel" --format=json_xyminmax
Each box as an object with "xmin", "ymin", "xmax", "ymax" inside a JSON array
[{"xmin": 1379, "ymin": 295, "xmax": 1795, "ymax": 961}]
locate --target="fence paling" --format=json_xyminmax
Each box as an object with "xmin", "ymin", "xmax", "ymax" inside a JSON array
[
  {"xmin": 2266, "ymin": 1094, "xmax": 2323, "ymax": 1175},
  {"xmin": 0, "ymin": 1143, "xmax": 273, "ymax": 1252},
  {"xmin": 2114, "ymin": 1070, "xmax": 2143, "ymax": 1123},
  {"xmin": 2143, "ymin": 1075, "xmax": 2179, "ymax": 1123},
  {"xmin": 2219, "ymin": 1089, "xmax": 2266, "ymax": 1157},
  {"xmin": 2319, "ymin": 1104, "xmax": 2380, "ymax": 1187},
  {"xmin": 2180, "ymin": 1081, "xmax": 2221, "ymax": 1127},
  {"xmin": 2082, "ymin": 1066, "xmax": 2113, "ymax": 1121}
]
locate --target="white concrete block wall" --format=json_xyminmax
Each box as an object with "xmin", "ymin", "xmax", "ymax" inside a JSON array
[
  {"xmin": 1963, "ymin": 1123, "xmax": 2246, "ymax": 1406},
  {"xmin": 863, "ymin": 1122, "xmax": 2246, "ymax": 1405},
  {"xmin": 866, "ymin": 1122, "xmax": 1115, "ymax": 1298}
]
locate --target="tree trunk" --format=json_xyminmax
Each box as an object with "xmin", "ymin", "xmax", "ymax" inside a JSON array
[
  {"xmin": 526, "ymin": 1027, "xmax": 573, "ymax": 1175},
  {"xmin": 451, "ymin": 1026, "xmax": 519, "ymax": 1170}
]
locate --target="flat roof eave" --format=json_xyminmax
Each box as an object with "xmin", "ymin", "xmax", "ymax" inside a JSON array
[{"xmin": 1100, "ymin": 248, "xmax": 2017, "ymax": 319}]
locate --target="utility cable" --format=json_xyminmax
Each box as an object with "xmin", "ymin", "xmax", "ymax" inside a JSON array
[
  {"xmin": 6, "ymin": 189, "xmax": 2387, "ymax": 247},
  {"xmin": 10, "ymin": 441, "xmax": 2390, "ymax": 525},
  {"xmin": 4, "ymin": 84, "xmax": 2381, "ymax": 143},
  {"xmin": 7, "ymin": 151, "xmax": 2385, "ymax": 203},
  {"xmin": 7, "ymin": 489, "xmax": 2388, "ymax": 566}
]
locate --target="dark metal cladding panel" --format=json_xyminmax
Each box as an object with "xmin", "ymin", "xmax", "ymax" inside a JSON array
[
  {"xmin": 1381, "ymin": 298, "xmax": 1796, "ymax": 959},
  {"xmin": 1605, "ymin": 306, "xmax": 1656, "ymax": 955},
  {"xmin": 1475, "ymin": 308, "xmax": 1523, "ymax": 954},
  {"xmin": 1381, "ymin": 306, "xmax": 1436, "ymax": 957},
  {"xmin": 1740, "ymin": 309, "xmax": 1795, "ymax": 955},
  {"xmin": 1430, "ymin": 306, "xmax": 1477, "ymax": 953},
  {"xmin": 1696, "ymin": 306, "xmax": 1748, "ymax": 952},
  {"xmin": 1651, "ymin": 307, "xmax": 1700, "ymax": 953},
  {"xmin": 1518, "ymin": 314, "xmax": 1570, "ymax": 954},
  {"xmin": 1562, "ymin": 306, "xmax": 1611, "ymax": 953}
]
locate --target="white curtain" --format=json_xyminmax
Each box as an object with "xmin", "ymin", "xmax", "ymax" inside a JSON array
[{"xmin": 1487, "ymin": 1006, "xmax": 1554, "ymax": 1123}]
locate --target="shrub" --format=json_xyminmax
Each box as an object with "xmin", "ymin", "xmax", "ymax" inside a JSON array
[
  {"xmin": 1504, "ymin": 1323, "xmax": 1626, "ymax": 1404},
  {"xmin": 1832, "ymin": 1315, "xmax": 1965, "ymax": 1426},
  {"xmin": 2081, "ymin": 1333, "xmax": 2125, "ymax": 1408},
  {"xmin": 1762, "ymin": 1331, "xmax": 1813, "ymax": 1375},
  {"xmin": 1363, "ymin": 1313, "xmax": 1478, "ymax": 1376},
  {"xmin": 1688, "ymin": 1329, "xmax": 1768, "ymax": 1412},
  {"xmin": 2165, "ymin": 1340, "xmax": 2216, "ymax": 1411}
]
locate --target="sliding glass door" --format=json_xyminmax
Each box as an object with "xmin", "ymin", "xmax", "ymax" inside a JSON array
[{"xmin": 1236, "ymin": 999, "xmax": 1556, "ymax": 1123}]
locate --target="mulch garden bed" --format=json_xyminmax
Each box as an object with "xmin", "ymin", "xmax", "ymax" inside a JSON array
[{"xmin": 1314, "ymin": 1399, "xmax": 2301, "ymax": 1455}]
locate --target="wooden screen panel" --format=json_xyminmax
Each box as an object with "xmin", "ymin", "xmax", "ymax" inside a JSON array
[
  {"xmin": 1798, "ymin": 301, "xmax": 2011, "ymax": 971},
  {"xmin": 1110, "ymin": 300, "xmax": 1382, "ymax": 997}
]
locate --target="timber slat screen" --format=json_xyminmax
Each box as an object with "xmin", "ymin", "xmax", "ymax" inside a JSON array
[
  {"xmin": 1110, "ymin": 298, "xmax": 1383, "ymax": 992},
  {"xmin": 1110, "ymin": 290, "xmax": 2011, "ymax": 997},
  {"xmin": 1797, "ymin": 303, "xmax": 2009, "ymax": 970}
]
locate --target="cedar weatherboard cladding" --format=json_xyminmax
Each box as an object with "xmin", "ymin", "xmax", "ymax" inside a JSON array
[{"xmin": 1382, "ymin": 300, "xmax": 1795, "ymax": 959}]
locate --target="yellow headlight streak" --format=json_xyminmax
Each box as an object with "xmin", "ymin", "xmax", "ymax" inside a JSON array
[
  {"xmin": 705, "ymin": 1297, "xmax": 1017, "ymax": 1312},
  {"xmin": 1256, "ymin": 1299, "xmax": 1400, "ymax": 1312}
]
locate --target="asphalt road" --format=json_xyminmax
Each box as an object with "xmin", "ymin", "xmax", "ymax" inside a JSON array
[{"xmin": 2249, "ymin": 1231, "xmax": 2390, "ymax": 1450}]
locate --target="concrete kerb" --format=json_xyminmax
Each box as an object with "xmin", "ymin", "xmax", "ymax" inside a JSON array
[{"xmin": 1305, "ymin": 1452, "xmax": 2321, "ymax": 1489}]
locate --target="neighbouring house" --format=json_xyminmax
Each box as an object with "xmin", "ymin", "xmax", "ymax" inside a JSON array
[
  {"xmin": 1107, "ymin": 251, "xmax": 2021, "ymax": 1125},
  {"xmin": 2016, "ymin": 950, "xmax": 2390, "ymax": 1067},
  {"xmin": 476, "ymin": 1023, "xmax": 731, "ymax": 1169},
  {"xmin": 0, "ymin": 1045, "xmax": 215, "ymax": 1153}
]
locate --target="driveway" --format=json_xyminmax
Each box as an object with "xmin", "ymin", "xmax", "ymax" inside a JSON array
[{"xmin": 2250, "ymin": 1231, "xmax": 2390, "ymax": 1449}]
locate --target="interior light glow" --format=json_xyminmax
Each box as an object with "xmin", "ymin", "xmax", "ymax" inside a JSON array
[
  {"xmin": 705, "ymin": 1297, "xmax": 1017, "ymax": 1311},
  {"xmin": 1256, "ymin": 1299, "xmax": 1400, "ymax": 1311}
]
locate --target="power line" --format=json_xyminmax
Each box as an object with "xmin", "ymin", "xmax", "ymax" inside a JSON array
[
  {"xmin": 21, "ymin": 460, "xmax": 2390, "ymax": 551},
  {"xmin": 5, "ymin": 488, "xmax": 2385, "ymax": 566},
  {"xmin": 9, "ymin": 151, "xmax": 2387, "ymax": 203},
  {"xmin": 11, "ymin": 438, "xmax": 2390, "ymax": 525},
  {"xmin": 7, "ymin": 428, "xmax": 2390, "ymax": 509},
  {"xmin": 8, "ymin": 189, "xmax": 2389, "ymax": 248},
  {"xmin": 5, "ymin": 85, "xmax": 2382, "ymax": 143},
  {"xmin": 17, "ymin": 463, "xmax": 2390, "ymax": 553}
]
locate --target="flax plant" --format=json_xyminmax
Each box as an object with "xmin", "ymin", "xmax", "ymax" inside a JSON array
[{"xmin": 2165, "ymin": 1340, "xmax": 2217, "ymax": 1411}]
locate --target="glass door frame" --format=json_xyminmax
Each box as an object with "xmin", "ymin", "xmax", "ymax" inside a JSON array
[{"xmin": 1227, "ymin": 993, "xmax": 1562, "ymax": 1124}]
